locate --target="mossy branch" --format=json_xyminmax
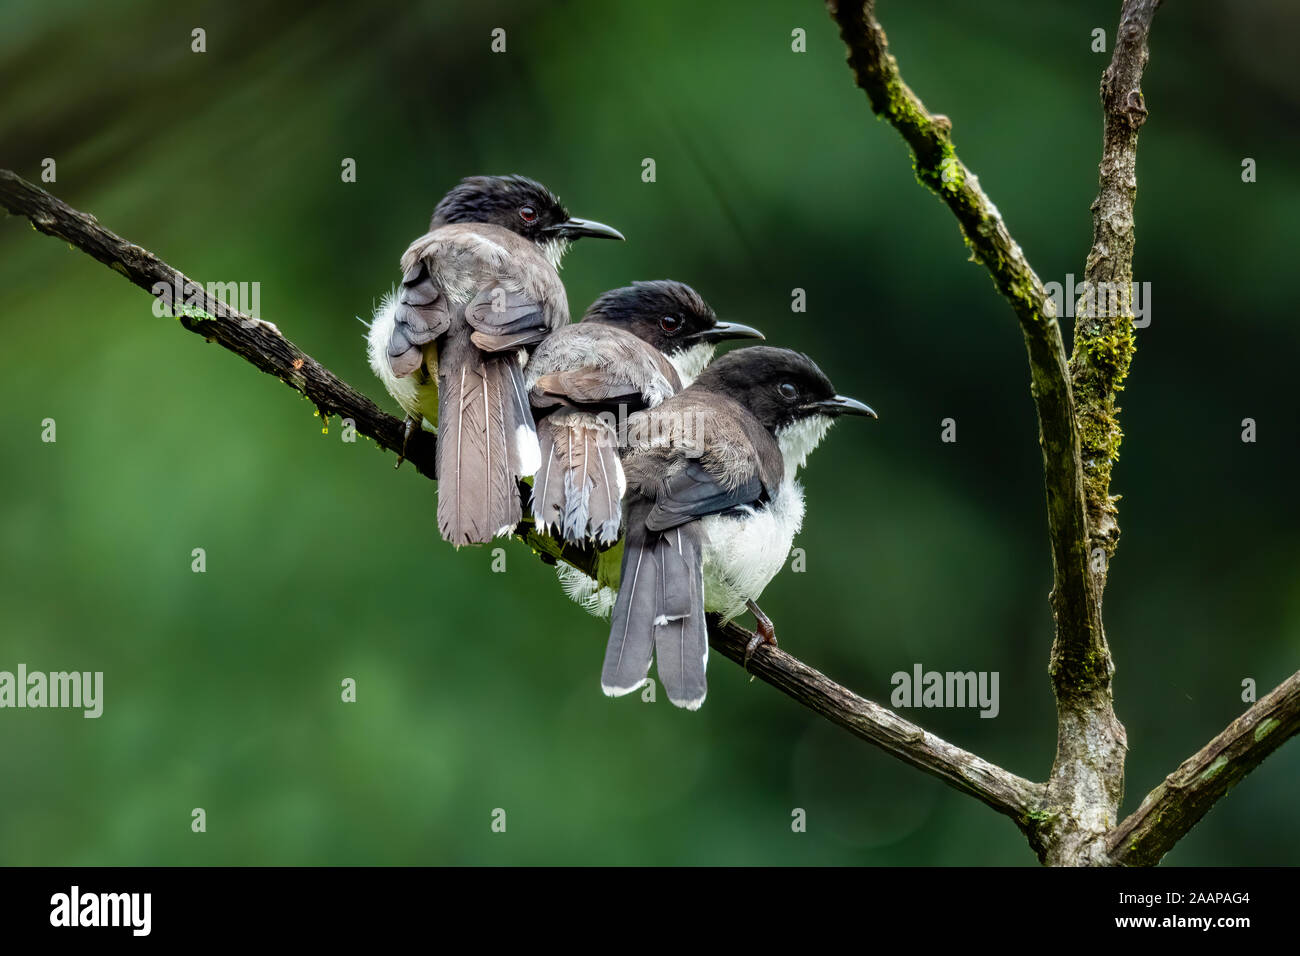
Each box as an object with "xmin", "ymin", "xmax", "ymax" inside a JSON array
[
  {"xmin": 816, "ymin": 0, "xmax": 1292, "ymax": 865},
  {"xmin": 0, "ymin": 169, "xmax": 440, "ymax": 481},
  {"xmin": 825, "ymin": 0, "xmax": 1112, "ymax": 863},
  {"xmin": 823, "ymin": 0, "xmax": 1092, "ymax": 635},
  {"xmin": 1108, "ymin": 670, "xmax": 1300, "ymax": 866},
  {"xmin": 1069, "ymin": 0, "xmax": 1162, "ymax": 558},
  {"xmin": 823, "ymin": 0, "xmax": 1101, "ymax": 702}
]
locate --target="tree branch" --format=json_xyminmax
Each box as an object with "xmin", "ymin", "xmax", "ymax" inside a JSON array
[
  {"xmin": 1038, "ymin": 0, "xmax": 1162, "ymax": 864},
  {"xmin": 825, "ymin": 0, "xmax": 1118, "ymax": 862},
  {"xmin": 1052, "ymin": 0, "xmax": 1161, "ymax": 694},
  {"xmin": 1071, "ymin": 0, "xmax": 1162, "ymax": 562},
  {"xmin": 710, "ymin": 622, "xmax": 1045, "ymax": 823},
  {"xmin": 0, "ymin": 169, "xmax": 440, "ymax": 482},
  {"xmin": 823, "ymin": 2, "xmax": 1094, "ymax": 674},
  {"xmin": 0, "ymin": 168, "xmax": 1042, "ymax": 832},
  {"xmin": 1107, "ymin": 670, "xmax": 1300, "ymax": 866}
]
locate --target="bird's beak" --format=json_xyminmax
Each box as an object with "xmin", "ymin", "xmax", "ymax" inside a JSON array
[
  {"xmin": 545, "ymin": 217, "xmax": 625, "ymax": 241},
  {"xmin": 809, "ymin": 395, "xmax": 878, "ymax": 419},
  {"xmin": 688, "ymin": 321, "xmax": 765, "ymax": 344}
]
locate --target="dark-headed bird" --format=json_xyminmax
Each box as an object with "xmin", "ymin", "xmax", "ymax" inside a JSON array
[
  {"xmin": 367, "ymin": 175, "xmax": 623, "ymax": 546},
  {"xmin": 525, "ymin": 280, "xmax": 762, "ymax": 545},
  {"xmin": 601, "ymin": 346, "xmax": 875, "ymax": 709}
]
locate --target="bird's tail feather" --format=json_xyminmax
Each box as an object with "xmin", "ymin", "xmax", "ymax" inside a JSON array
[
  {"xmin": 651, "ymin": 523, "xmax": 707, "ymax": 710},
  {"xmin": 602, "ymin": 501, "xmax": 707, "ymax": 709},
  {"xmin": 532, "ymin": 414, "xmax": 624, "ymax": 545},
  {"xmin": 435, "ymin": 329, "xmax": 540, "ymax": 546}
]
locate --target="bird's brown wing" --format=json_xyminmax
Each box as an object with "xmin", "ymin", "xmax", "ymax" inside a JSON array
[
  {"xmin": 527, "ymin": 325, "xmax": 680, "ymax": 413},
  {"xmin": 623, "ymin": 394, "xmax": 780, "ymax": 506},
  {"xmin": 643, "ymin": 461, "xmax": 764, "ymax": 532},
  {"xmin": 386, "ymin": 259, "xmax": 451, "ymax": 377},
  {"xmin": 464, "ymin": 286, "xmax": 551, "ymax": 353},
  {"xmin": 531, "ymin": 369, "xmax": 644, "ymax": 408}
]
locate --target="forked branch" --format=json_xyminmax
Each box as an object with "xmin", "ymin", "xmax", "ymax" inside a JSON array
[
  {"xmin": 1109, "ymin": 671, "xmax": 1300, "ymax": 866},
  {"xmin": 2, "ymin": 2, "xmax": 1293, "ymax": 862}
]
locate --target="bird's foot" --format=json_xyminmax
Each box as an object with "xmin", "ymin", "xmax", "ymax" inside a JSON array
[
  {"xmin": 743, "ymin": 599, "xmax": 777, "ymax": 670},
  {"xmin": 394, "ymin": 414, "xmax": 422, "ymax": 469}
]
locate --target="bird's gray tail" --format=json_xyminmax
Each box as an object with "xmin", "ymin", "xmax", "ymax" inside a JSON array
[
  {"xmin": 435, "ymin": 327, "xmax": 540, "ymax": 547},
  {"xmin": 532, "ymin": 413, "xmax": 625, "ymax": 546},
  {"xmin": 602, "ymin": 500, "xmax": 707, "ymax": 709}
]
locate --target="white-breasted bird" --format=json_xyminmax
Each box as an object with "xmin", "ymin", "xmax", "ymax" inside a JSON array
[
  {"xmin": 599, "ymin": 346, "xmax": 876, "ymax": 709},
  {"xmin": 367, "ymin": 175, "xmax": 623, "ymax": 546}
]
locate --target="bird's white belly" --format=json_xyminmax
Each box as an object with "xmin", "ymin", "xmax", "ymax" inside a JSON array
[
  {"xmin": 554, "ymin": 416, "xmax": 832, "ymax": 622},
  {"xmin": 554, "ymin": 481, "xmax": 806, "ymax": 623},
  {"xmin": 700, "ymin": 479, "xmax": 805, "ymax": 622}
]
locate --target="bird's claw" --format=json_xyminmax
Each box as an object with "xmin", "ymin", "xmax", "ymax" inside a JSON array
[
  {"xmin": 742, "ymin": 600, "xmax": 777, "ymax": 671},
  {"xmin": 394, "ymin": 414, "xmax": 421, "ymax": 469}
]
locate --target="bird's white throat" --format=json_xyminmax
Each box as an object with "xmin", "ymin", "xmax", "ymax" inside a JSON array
[
  {"xmin": 668, "ymin": 343, "xmax": 717, "ymax": 386},
  {"xmin": 540, "ymin": 238, "xmax": 571, "ymax": 272},
  {"xmin": 775, "ymin": 415, "xmax": 835, "ymax": 479}
]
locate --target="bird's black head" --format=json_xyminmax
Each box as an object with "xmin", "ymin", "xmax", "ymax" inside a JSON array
[
  {"xmin": 693, "ymin": 346, "xmax": 876, "ymax": 434},
  {"xmin": 430, "ymin": 175, "xmax": 624, "ymax": 246},
  {"xmin": 582, "ymin": 280, "xmax": 763, "ymax": 356}
]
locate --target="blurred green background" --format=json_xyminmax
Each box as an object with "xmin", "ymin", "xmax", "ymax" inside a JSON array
[{"xmin": 1, "ymin": 0, "xmax": 1297, "ymax": 865}]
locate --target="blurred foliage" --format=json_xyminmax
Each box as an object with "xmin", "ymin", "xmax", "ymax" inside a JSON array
[{"xmin": 1, "ymin": 0, "xmax": 1297, "ymax": 865}]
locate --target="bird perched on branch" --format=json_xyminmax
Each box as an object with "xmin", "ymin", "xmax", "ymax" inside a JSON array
[
  {"xmin": 601, "ymin": 346, "xmax": 876, "ymax": 709},
  {"xmin": 367, "ymin": 175, "xmax": 623, "ymax": 546},
  {"xmin": 525, "ymin": 280, "xmax": 763, "ymax": 545}
]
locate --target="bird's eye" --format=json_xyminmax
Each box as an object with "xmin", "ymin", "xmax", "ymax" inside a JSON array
[
  {"xmin": 519, "ymin": 205, "xmax": 538, "ymax": 223},
  {"xmin": 660, "ymin": 315, "xmax": 683, "ymax": 333},
  {"xmin": 778, "ymin": 382, "xmax": 798, "ymax": 401}
]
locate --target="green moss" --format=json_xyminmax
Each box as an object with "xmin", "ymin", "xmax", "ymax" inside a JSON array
[
  {"xmin": 1080, "ymin": 647, "xmax": 1106, "ymax": 684},
  {"xmin": 176, "ymin": 303, "xmax": 215, "ymax": 321},
  {"xmin": 880, "ymin": 72, "xmax": 925, "ymax": 129},
  {"xmin": 1254, "ymin": 718, "xmax": 1281, "ymax": 742},
  {"xmin": 1084, "ymin": 331, "xmax": 1135, "ymax": 383},
  {"xmin": 1072, "ymin": 305, "xmax": 1139, "ymax": 509},
  {"xmin": 1198, "ymin": 755, "xmax": 1229, "ymax": 783},
  {"xmin": 874, "ymin": 72, "xmax": 964, "ymax": 197}
]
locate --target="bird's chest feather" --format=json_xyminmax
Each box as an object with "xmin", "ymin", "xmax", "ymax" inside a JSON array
[{"xmin": 700, "ymin": 479, "xmax": 805, "ymax": 619}]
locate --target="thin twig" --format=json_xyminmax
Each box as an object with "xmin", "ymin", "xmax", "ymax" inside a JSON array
[
  {"xmin": 0, "ymin": 169, "xmax": 438, "ymax": 480},
  {"xmin": 1071, "ymin": 0, "xmax": 1163, "ymax": 563},
  {"xmin": 1038, "ymin": 0, "xmax": 1163, "ymax": 865},
  {"xmin": 710, "ymin": 623, "xmax": 1044, "ymax": 823},
  {"xmin": 823, "ymin": 1, "xmax": 1093, "ymax": 672},
  {"xmin": 1108, "ymin": 670, "xmax": 1300, "ymax": 865}
]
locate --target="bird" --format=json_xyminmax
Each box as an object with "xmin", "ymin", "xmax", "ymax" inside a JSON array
[
  {"xmin": 366, "ymin": 175, "xmax": 623, "ymax": 547},
  {"xmin": 525, "ymin": 280, "xmax": 763, "ymax": 546},
  {"xmin": 600, "ymin": 346, "xmax": 876, "ymax": 710}
]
